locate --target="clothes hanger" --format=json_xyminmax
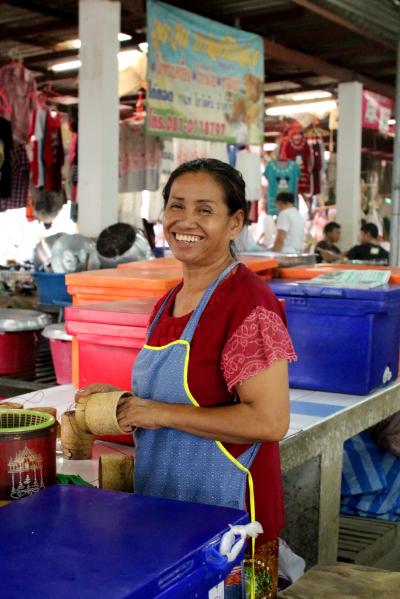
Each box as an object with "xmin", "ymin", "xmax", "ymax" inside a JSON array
[
  {"xmin": 36, "ymin": 85, "xmax": 65, "ymax": 115},
  {"xmin": 5, "ymin": 48, "xmax": 24, "ymax": 67},
  {"xmin": 304, "ymin": 126, "xmax": 330, "ymax": 138}
]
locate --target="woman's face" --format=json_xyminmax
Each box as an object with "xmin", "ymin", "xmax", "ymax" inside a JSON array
[{"xmin": 163, "ymin": 172, "xmax": 244, "ymax": 267}]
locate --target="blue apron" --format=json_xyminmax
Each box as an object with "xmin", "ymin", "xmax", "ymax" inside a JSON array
[{"xmin": 132, "ymin": 262, "xmax": 260, "ymax": 598}]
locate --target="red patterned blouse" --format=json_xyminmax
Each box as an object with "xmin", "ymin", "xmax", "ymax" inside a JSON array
[{"xmin": 147, "ymin": 264, "xmax": 296, "ymax": 545}]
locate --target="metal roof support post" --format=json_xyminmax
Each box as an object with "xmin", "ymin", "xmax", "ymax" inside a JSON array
[
  {"xmin": 390, "ymin": 40, "xmax": 400, "ymax": 267},
  {"xmin": 77, "ymin": 0, "xmax": 120, "ymax": 237},
  {"xmin": 336, "ymin": 81, "xmax": 363, "ymax": 250}
]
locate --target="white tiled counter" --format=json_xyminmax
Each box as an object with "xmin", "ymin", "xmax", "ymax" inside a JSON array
[
  {"xmin": 281, "ymin": 380, "xmax": 400, "ymax": 567},
  {"xmin": 7, "ymin": 381, "xmax": 400, "ymax": 568}
]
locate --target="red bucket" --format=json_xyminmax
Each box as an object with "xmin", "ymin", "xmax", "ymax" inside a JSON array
[
  {"xmin": 50, "ymin": 339, "xmax": 72, "ymax": 385},
  {"xmin": 0, "ymin": 331, "xmax": 39, "ymax": 375},
  {"xmin": 42, "ymin": 325, "xmax": 72, "ymax": 385},
  {"xmin": 0, "ymin": 410, "xmax": 57, "ymax": 501},
  {"xmin": 0, "ymin": 309, "xmax": 51, "ymax": 376}
]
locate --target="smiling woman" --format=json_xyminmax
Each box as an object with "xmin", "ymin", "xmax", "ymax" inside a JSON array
[{"xmin": 77, "ymin": 159, "xmax": 296, "ymax": 599}]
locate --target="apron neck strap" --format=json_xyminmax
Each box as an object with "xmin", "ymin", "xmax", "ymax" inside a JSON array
[
  {"xmin": 180, "ymin": 261, "xmax": 240, "ymax": 342},
  {"xmin": 146, "ymin": 261, "xmax": 241, "ymax": 344},
  {"xmin": 146, "ymin": 286, "xmax": 177, "ymax": 341}
]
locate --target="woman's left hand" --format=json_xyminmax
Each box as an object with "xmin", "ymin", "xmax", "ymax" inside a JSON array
[{"xmin": 117, "ymin": 395, "xmax": 163, "ymax": 432}]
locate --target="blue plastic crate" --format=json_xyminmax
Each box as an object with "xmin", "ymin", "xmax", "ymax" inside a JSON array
[
  {"xmin": 33, "ymin": 271, "xmax": 72, "ymax": 306},
  {"xmin": 0, "ymin": 485, "xmax": 248, "ymax": 599},
  {"xmin": 268, "ymin": 279, "xmax": 400, "ymax": 395}
]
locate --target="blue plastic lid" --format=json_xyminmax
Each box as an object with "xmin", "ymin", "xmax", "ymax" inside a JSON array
[{"xmin": 268, "ymin": 279, "xmax": 400, "ymax": 301}]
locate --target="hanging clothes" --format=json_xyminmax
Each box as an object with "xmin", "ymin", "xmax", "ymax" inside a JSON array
[
  {"xmin": 280, "ymin": 133, "xmax": 313, "ymax": 195},
  {"xmin": 208, "ymin": 141, "xmax": 229, "ymax": 164},
  {"xmin": 264, "ymin": 160, "xmax": 301, "ymax": 216},
  {"xmin": 145, "ymin": 138, "xmax": 175, "ymax": 224},
  {"xmin": 42, "ymin": 110, "xmax": 64, "ymax": 191},
  {"xmin": 171, "ymin": 138, "xmax": 229, "ymax": 168},
  {"xmin": 0, "ymin": 61, "xmax": 36, "ymax": 144},
  {"xmin": 227, "ymin": 143, "xmax": 238, "ymax": 167},
  {"xmin": 119, "ymin": 120, "xmax": 161, "ymax": 192},
  {"xmin": 308, "ymin": 137, "xmax": 326, "ymax": 196},
  {"xmin": 28, "ymin": 107, "xmax": 47, "ymax": 187},
  {"xmin": 69, "ymin": 131, "xmax": 78, "ymax": 202},
  {"xmin": 0, "ymin": 116, "xmax": 13, "ymax": 199},
  {"xmin": 235, "ymin": 148, "xmax": 262, "ymax": 202},
  {"xmin": 0, "ymin": 142, "xmax": 30, "ymax": 212}
]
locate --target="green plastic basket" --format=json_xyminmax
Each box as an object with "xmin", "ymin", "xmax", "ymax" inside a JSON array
[{"xmin": 0, "ymin": 410, "xmax": 55, "ymax": 433}]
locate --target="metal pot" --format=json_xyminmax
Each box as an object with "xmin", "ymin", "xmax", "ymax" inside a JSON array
[
  {"xmin": 51, "ymin": 234, "xmax": 100, "ymax": 273},
  {"xmin": 96, "ymin": 224, "xmax": 152, "ymax": 268},
  {"xmin": 242, "ymin": 251, "xmax": 317, "ymax": 268}
]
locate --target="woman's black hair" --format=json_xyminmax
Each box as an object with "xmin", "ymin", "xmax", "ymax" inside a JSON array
[{"xmin": 162, "ymin": 158, "xmax": 248, "ymax": 258}]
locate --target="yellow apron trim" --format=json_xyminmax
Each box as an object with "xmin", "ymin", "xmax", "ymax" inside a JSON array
[{"xmin": 142, "ymin": 339, "xmax": 257, "ymax": 598}]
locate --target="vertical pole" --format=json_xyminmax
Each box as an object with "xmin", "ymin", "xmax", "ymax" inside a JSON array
[
  {"xmin": 78, "ymin": 0, "xmax": 120, "ymax": 237},
  {"xmin": 390, "ymin": 40, "xmax": 400, "ymax": 267},
  {"xmin": 336, "ymin": 82, "xmax": 363, "ymax": 250}
]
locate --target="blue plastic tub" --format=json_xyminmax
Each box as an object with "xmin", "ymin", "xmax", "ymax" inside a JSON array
[
  {"xmin": 33, "ymin": 271, "xmax": 72, "ymax": 306},
  {"xmin": 0, "ymin": 485, "xmax": 248, "ymax": 599},
  {"xmin": 268, "ymin": 279, "xmax": 400, "ymax": 395}
]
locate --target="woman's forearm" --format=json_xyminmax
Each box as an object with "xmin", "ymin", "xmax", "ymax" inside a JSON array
[
  {"xmin": 157, "ymin": 401, "xmax": 287, "ymax": 444},
  {"xmin": 119, "ymin": 363, "xmax": 290, "ymax": 443}
]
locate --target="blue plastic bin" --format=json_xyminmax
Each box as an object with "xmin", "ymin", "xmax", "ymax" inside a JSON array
[
  {"xmin": 0, "ymin": 485, "xmax": 248, "ymax": 599},
  {"xmin": 33, "ymin": 271, "xmax": 72, "ymax": 306},
  {"xmin": 268, "ymin": 279, "xmax": 400, "ymax": 395}
]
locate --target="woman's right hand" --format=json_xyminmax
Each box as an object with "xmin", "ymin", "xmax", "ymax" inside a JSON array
[{"xmin": 75, "ymin": 383, "xmax": 122, "ymax": 403}]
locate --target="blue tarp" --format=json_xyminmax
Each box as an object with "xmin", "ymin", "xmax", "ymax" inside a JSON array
[{"xmin": 341, "ymin": 431, "xmax": 400, "ymax": 521}]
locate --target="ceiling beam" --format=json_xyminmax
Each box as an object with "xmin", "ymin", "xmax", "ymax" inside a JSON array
[
  {"xmin": 22, "ymin": 36, "xmax": 146, "ymax": 68},
  {"xmin": 1, "ymin": 0, "xmax": 76, "ymax": 21},
  {"xmin": 318, "ymin": 43, "xmax": 386, "ymax": 60},
  {"xmin": 264, "ymin": 38, "xmax": 395, "ymax": 98},
  {"xmin": 1, "ymin": 20, "xmax": 77, "ymax": 43},
  {"xmin": 265, "ymin": 81, "xmax": 337, "ymax": 97},
  {"xmin": 23, "ymin": 49, "xmax": 80, "ymax": 67},
  {"xmin": 267, "ymin": 71, "xmax": 319, "ymax": 83},
  {"xmin": 236, "ymin": 6, "xmax": 305, "ymax": 29},
  {"xmin": 289, "ymin": 0, "xmax": 396, "ymax": 50},
  {"xmin": 277, "ymin": 24, "xmax": 347, "ymax": 46}
]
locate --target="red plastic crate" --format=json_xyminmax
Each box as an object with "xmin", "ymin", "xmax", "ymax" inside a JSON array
[{"xmin": 65, "ymin": 299, "xmax": 157, "ymax": 444}]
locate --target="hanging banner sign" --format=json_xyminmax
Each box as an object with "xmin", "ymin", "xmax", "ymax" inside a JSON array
[
  {"xmin": 362, "ymin": 90, "xmax": 393, "ymax": 134},
  {"xmin": 146, "ymin": 0, "xmax": 264, "ymax": 144}
]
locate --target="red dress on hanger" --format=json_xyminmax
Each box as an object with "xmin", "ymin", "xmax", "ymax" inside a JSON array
[{"xmin": 281, "ymin": 133, "xmax": 313, "ymax": 195}]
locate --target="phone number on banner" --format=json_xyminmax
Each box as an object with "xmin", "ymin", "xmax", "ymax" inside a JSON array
[{"xmin": 149, "ymin": 110, "xmax": 226, "ymax": 137}]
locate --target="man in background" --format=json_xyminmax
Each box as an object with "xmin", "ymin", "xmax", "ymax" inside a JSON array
[
  {"xmin": 315, "ymin": 222, "xmax": 342, "ymax": 263},
  {"xmin": 347, "ymin": 223, "xmax": 389, "ymax": 263}
]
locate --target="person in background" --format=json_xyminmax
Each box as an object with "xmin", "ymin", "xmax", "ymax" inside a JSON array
[
  {"xmin": 255, "ymin": 198, "xmax": 276, "ymax": 248},
  {"xmin": 272, "ymin": 191, "xmax": 305, "ymax": 254},
  {"xmin": 347, "ymin": 222, "xmax": 389, "ymax": 263},
  {"xmin": 314, "ymin": 221, "xmax": 342, "ymax": 263},
  {"xmin": 77, "ymin": 159, "xmax": 296, "ymax": 599}
]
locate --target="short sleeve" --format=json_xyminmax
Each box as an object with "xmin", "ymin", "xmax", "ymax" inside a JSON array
[{"xmin": 221, "ymin": 306, "xmax": 297, "ymax": 392}]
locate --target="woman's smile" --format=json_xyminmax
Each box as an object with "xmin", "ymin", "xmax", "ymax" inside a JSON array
[{"xmin": 173, "ymin": 232, "xmax": 204, "ymax": 245}]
